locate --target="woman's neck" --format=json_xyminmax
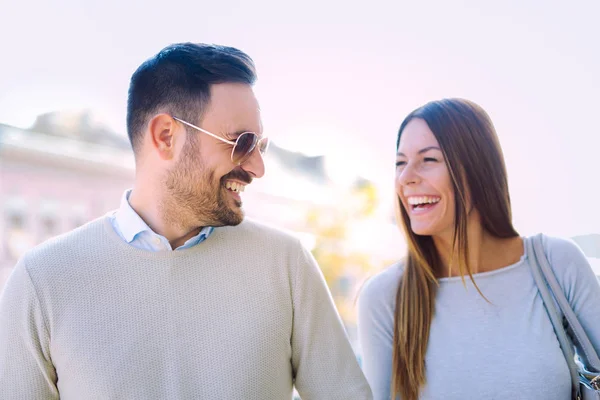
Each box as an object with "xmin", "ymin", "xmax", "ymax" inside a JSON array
[{"xmin": 431, "ymin": 215, "xmax": 522, "ymax": 277}]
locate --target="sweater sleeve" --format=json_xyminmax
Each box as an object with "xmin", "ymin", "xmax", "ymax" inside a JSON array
[
  {"xmin": 544, "ymin": 236, "xmax": 600, "ymax": 358},
  {"xmin": 0, "ymin": 256, "xmax": 59, "ymax": 400},
  {"xmin": 289, "ymin": 243, "xmax": 373, "ymax": 400}
]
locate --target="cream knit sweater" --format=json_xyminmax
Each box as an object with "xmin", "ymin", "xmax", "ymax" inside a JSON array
[{"xmin": 0, "ymin": 215, "xmax": 372, "ymax": 399}]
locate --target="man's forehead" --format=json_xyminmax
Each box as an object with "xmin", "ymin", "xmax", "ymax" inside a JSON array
[
  {"xmin": 205, "ymin": 83, "xmax": 262, "ymax": 133},
  {"xmin": 215, "ymin": 109, "xmax": 263, "ymax": 136},
  {"xmin": 208, "ymin": 83, "xmax": 258, "ymax": 110}
]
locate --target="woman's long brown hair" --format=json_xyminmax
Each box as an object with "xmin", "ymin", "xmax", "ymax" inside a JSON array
[{"xmin": 392, "ymin": 99, "xmax": 519, "ymax": 400}]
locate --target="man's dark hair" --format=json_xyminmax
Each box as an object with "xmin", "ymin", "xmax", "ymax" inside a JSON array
[{"xmin": 126, "ymin": 42, "xmax": 256, "ymax": 153}]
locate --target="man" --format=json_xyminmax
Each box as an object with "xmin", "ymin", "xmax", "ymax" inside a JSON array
[{"xmin": 0, "ymin": 43, "xmax": 372, "ymax": 399}]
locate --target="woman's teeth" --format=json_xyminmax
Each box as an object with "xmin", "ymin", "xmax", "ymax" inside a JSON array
[{"xmin": 407, "ymin": 196, "xmax": 440, "ymax": 206}]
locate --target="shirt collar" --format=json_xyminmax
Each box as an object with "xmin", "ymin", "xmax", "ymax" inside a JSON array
[
  {"xmin": 114, "ymin": 189, "xmax": 215, "ymax": 248},
  {"xmin": 114, "ymin": 189, "xmax": 153, "ymax": 243}
]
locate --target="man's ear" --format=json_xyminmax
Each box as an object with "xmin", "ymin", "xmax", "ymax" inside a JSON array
[{"xmin": 148, "ymin": 114, "xmax": 178, "ymax": 160}]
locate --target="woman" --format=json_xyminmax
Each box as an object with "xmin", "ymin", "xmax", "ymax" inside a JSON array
[{"xmin": 357, "ymin": 98, "xmax": 600, "ymax": 400}]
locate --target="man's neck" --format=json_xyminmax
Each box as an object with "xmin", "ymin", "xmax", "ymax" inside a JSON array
[{"xmin": 128, "ymin": 186, "xmax": 203, "ymax": 248}]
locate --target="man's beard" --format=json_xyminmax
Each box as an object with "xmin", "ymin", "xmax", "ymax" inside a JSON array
[{"xmin": 164, "ymin": 146, "xmax": 245, "ymax": 228}]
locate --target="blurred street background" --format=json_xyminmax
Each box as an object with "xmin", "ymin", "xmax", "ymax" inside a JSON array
[{"xmin": 1, "ymin": 0, "xmax": 599, "ymax": 368}]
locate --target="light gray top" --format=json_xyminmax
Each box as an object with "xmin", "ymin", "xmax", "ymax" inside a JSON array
[
  {"xmin": 0, "ymin": 215, "xmax": 372, "ymax": 400},
  {"xmin": 358, "ymin": 235, "xmax": 600, "ymax": 400}
]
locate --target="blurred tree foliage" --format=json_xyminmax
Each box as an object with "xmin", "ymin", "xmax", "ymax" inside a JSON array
[{"xmin": 304, "ymin": 178, "xmax": 384, "ymax": 324}]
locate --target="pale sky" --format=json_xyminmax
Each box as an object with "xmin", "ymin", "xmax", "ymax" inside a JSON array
[{"xmin": 1, "ymin": 0, "xmax": 598, "ymax": 237}]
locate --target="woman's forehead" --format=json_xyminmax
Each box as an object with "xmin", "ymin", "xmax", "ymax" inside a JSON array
[{"xmin": 398, "ymin": 119, "xmax": 440, "ymax": 155}]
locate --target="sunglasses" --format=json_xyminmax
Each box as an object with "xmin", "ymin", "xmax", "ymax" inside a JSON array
[{"xmin": 172, "ymin": 116, "xmax": 269, "ymax": 165}]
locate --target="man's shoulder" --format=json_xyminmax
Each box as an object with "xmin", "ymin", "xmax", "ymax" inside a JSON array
[
  {"xmin": 21, "ymin": 216, "xmax": 108, "ymax": 273},
  {"xmin": 218, "ymin": 217, "xmax": 303, "ymax": 247}
]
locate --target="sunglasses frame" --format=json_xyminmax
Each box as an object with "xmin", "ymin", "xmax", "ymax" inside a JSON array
[{"xmin": 172, "ymin": 116, "xmax": 267, "ymax": 165}]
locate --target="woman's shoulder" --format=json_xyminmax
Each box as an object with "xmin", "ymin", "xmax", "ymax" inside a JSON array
[
  {"xmin": 358, "ymin": 261, "xmax": 405, "ymax": 311},
  {"xmin": 539, "ymin": 235, "xmax": 587, "ymax": 262},
  {"xmin": 528, "ymin": 234, "xmax": 596, "ymax": 297},
  {"xmin": 530, "ymin": 234, "xmax": 590, "ymax": 275}
]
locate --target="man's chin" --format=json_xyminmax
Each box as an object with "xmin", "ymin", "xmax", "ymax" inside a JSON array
[
  {"xmin": 219, "ymin": 205, "xmax": 244, "ymax": 227},
  {"xmin": 229, "ymin": 207, "xmax": 244, "ymax": 225},
  {"xmin": 215, "ymin": 189, "xmax": 245, "ymax": 226}
]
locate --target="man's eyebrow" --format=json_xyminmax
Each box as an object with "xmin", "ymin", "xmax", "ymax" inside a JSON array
[
  {"xmin": 222, "ymin": 130, "xmax": 248, "ymax": 140},
  {"xmin": 228, "ymin": 130, "xmax": 248, "ymax": 137},
  {"xmin": 396, "ymin": 146, "xmax": 441, "ymax": 156},
  {"xmin": 225, "ymin": 128, "xmax": 263, "ymax": 139}
]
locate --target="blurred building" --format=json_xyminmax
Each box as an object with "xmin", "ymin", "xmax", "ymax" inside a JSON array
[{"xmin": 0, "ymin": 113, "xmax": 135, "ymax": 287}]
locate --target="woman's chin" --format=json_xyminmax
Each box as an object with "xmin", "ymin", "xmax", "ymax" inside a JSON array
[{"xmin": 410, "ymin": 222, "xmax": 445, "ymax": 237}]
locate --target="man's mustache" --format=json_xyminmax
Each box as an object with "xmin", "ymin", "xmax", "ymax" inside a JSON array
[{"xmin": 222, "ymin": 170, "xmax": 252, "ymax": 185}]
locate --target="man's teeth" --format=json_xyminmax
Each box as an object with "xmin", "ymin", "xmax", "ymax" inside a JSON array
[
  {"xmin": 408, "ymin": 196, "xmax": 441, "ymax": 206},
  {"xmin": 225, "ymin": 181, "xmax": 246, "ymax": 193}
]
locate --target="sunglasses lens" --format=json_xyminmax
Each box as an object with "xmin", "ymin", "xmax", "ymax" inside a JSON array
[
  {"xmin": 258, "ymin": 137, "xmax": 269, "ymax": 154},
  {"xmin": 232, "ymin": 132, "xmax": 258, "ymax": 164}
]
